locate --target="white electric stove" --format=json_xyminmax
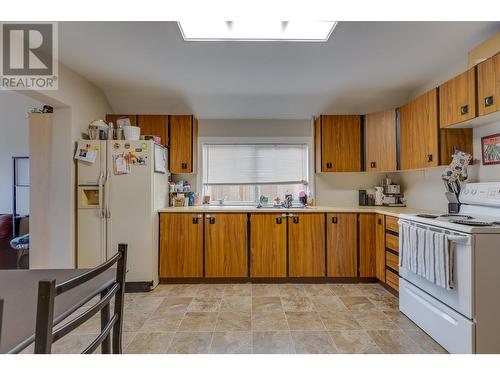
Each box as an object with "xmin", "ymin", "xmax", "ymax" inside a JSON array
[{"xmin": 398, "ymin": 182, "xmax": 500, "ymax": 354}]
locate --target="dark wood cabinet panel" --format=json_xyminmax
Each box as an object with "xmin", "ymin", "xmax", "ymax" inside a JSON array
[
  {"xmin": 477, "ymin": 53, "xmax": 500, "ymax": 116},
  {"xmin": 159, "ymin": 213, "xmax": 203, "ymax": 278},
  {"xmin": 439, "ymin": 68, "xmax": 477, "ymax": 128},
  {"xmin": 137, "ymin": 115, "xmax": 169, "ymax": 146},
  {"xmin": 359, "ymin": 213, "xmax": 376, "ymax": 277},
  {"xmin": 400, "ymin": 89, "xmax": 439, "ymax": 170},
  {"xmin": 205, "ymin": 213, "xmax": 248, "ymax": 278},
  {"xmin": 365, "ymin": 109, "xmax": 397, "ymax": 172},
  {"xmin": 288, "ymin": 213, "xmax": 326, "ymax": 277},
  {"xmin": 170, "ymin": 115, "xmax": 197, "ymax": 174},
  {"xmin": 250, "ymin": 213, "xmax": 287, "ymax": 278},
  {"xmin": 326, "ymin": 213, "xmax": 357, "ymax": 277}
]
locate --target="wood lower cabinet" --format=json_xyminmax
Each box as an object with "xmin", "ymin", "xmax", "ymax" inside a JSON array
[
  {"xmin": 170, "ymin": 115, "xmax": 198, "ymax": 174},
  {"xmin": 359, "ymin": 214, "xmax": 376, "ymax": 277},
  {"xmin": 477, "ymin": 53, "xmax": 500, "ymax": 116},
  {"xmin": 159, "ymin": 213, "xmax": 203, "ymax": 278},
  {"xmin": 315, "ymin": 115, "xmax": 361, "ymax": 172},
  {"xmin": 250, "ymin": 213, "xmax": 287, "ymax": 278},
  {"xmin": 326, "ymin": 213, "xmax": 357, "ymax": 277},
  {"xmin": 439, "ymin": 68, "xmax": 477, "ymax": 128},
  {"xmin": 288, "ymin": 213, "xmax": 326, "ymax": 277},
  {"xmin": 375, "ymin": 214, "xmax": 386, "ymax": 282},
  {"xmin": 105, "ymin": 114, "xmax": 137, "ymax": 126},
  {"xmin": 205, "ymin": 213, "xmax": 248, "ymax": 278},
  {"xmin": 137, "ymin": 115, "xmax": 169, "ymax": 146},
  {"xmin": 365, "ymin": 109, "xmax": 397, "ymax": 172},
  {"xmin": 400, "ymin": 88, "xmax": 439, "ymax": 170}
]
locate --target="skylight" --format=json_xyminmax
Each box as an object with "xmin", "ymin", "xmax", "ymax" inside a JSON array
[{"xmin": 178, "ymin": 21, "xmax": 337, "ymax": 42}]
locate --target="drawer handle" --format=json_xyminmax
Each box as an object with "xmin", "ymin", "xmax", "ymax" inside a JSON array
[
  {"xmin": 326, "ymin": 162, "xmax": 332, "ymax": 169},
  {"xmin": 460, "ymin": 105, "xmax": 469, "ymax": 115},
  {"xmin": 332, "ymin": 217, "xmax": 338, "ymax": 224},
  {"xmin": 276, "ymin": 217, "xmax": 282, "ymax": 224},
  {"xmin": 485, "ymin": 96, "xmax": 494, "ymax": 107}
]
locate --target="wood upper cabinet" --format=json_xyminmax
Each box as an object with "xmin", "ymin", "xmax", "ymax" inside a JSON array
[
  {"xmin": 477, "ymin": 53, "xmax": 500, "ymax": 116},
  {"xmin": 204, "ymin": 213, "xmax": 248, "ymax": 278},
  {"xmin": 400, "ymin": 88, "xmax": 439, "ymax": 170},
  {"xmin": 439, "ymin": 68, "xmax": 477, "ymax": 128},
  {"xmin": 137, "ymin": 115, "xmax": 169, "ymax": 146},
  {"xmin": 365, "ymin": 108, "xmax": 397, "ymax": 172},
  {"xmin": 315, "ymin": 115, "xmax": 361, "ymax": 172},
  {"xmin": 359, "ymin": 214, "xmax": 376, "ymax": 277},
  {"xmin": 105, "ymin": 114, "xmax": 137, "ymax": 126},
  {"xmin": 375, "ymin": 214, "xmax": 386, "ymax": 282},
  {"xmin": 439, "ymin": 128, "xmax": 473, "ymax": 165},
  {"xmin": 170, "ymin": 115, "xmax": 198, "ymax": 174},
  {"xmin": 288, "ymin": 213, "xmax": 326, "ymax": 277},
  {"xmin": 326, "ymin": 213, "xmax": 357, "ymax": 277},
  {"xmin": 250, "ymin": 213, "xmax": 287, "ymax": 278},
  {"xmin": 159, "ymin": 213, "xmax": 203, "ymax": 278}
]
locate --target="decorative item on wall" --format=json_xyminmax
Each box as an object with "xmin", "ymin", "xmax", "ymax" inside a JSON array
[{"xmin": 481, "ymin": 133, "xmax": 500, "ymax": 166}]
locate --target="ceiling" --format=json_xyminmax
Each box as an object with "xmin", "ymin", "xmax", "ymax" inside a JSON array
[{"xmin": 59, "ymin": 21, "xmax": 500, "ymax": 119}]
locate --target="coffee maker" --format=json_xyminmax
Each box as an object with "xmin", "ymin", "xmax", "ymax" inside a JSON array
[{"xmin": 382, "ymin": 177, "xmax": 405, "ymax": 207}]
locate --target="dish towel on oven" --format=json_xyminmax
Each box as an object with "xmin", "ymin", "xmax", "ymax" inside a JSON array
[{"xmin": 399, "ymin": 221, "xmax": 454, "ymax": 290}]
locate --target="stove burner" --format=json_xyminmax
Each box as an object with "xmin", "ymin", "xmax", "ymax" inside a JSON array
[
  {"xmin": 451, "ymin": 220, "xmax": 492, "ymax": 227},
  {"xmin": 416, "ymin": 214, "xmax": 438, "ymax": 219},
  {"xmin": 440, "ymin": 214, "xmax": 474, "ymax": 220}
]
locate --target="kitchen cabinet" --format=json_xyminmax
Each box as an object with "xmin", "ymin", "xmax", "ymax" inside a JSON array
[
  {"xmin": 365, "ymin": 109, "xmax": 397, "ymax": 172},
  {"xmin": 399, "ymin": 88, "xmax": 439, "ymax": 170},
  {"xmin": 314, "ymin": 115, "xmax": 361, "ymax": 172},
  {"xmin": 439, "ymin": 68, "xmax": 477, "ymax": 128},
  {"xmin": 477, "ymin": 53, "xmax": 500, "ymax": 116},
  {"xmin": 250, "ymin": 213, "xmax": 287, "ymax": 278},
  {"xmin": 137, "ymin": 115, "xmax": 169, "ymax": 146},
  {"xmin": 170, "ymin": 115, "xmax": 198, "ymax": 174},
  {"xmin": 204, "ymin": 213, "xmax": 248, "ymax": 278},
  {"xmin": 159, "ymin": 213, "xmax": 203, "ymax": 278},
  {"xmin": 375, "ymin": 214, "xmax": 386, "ymax": 282},
  {"xmin": 105, "ymin": 114, "xmax": 137, "ymax": 126},
  {"xmin": 326, "ymin": 213, "xmax": 357, "ymax": 277},
  {"xmin": 288, "ymin": 213, "xmax": 326, "ymax": 277},
  {"xmin": 386, "ymin": 268, "xmax": 399, "ymax": 291},
  {"xmin": 359, "ymin": 214, "xmax": 376, "ymax": 277}
]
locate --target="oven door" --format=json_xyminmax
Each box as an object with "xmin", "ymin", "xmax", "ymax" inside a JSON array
[{"xmin": 398, "ymin": 220, "xmax": 474, "ymax": 319}]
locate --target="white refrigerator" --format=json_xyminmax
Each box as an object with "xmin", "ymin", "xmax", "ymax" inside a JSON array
[{"xmin": 76, "ymin": 140, "xmax": 169, "ymax": 289}]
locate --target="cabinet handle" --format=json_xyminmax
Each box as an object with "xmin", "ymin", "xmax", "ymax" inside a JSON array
[
  {"xmin": 485, "ymin": 96, "xmax": 494, "ymax": 107},
  {"xmin": 293, "ymin": 216, "xmax": 299, "ymax": 224},
  {"xmin": 181, "ymin": 162, "xmax": 188, "ymax": 169},
  {"xmin": 276, "ymin": 217, "xmax": 282, "ymax": 224},
  {"xmin": 370, "ymin": 161, "xmax": 377, "ymax": 168},
  {"xmin": 378, "ymin": 218, "xmax": 382, "ymax": 225},
  {"xmin": 192, "ymin": 217, "xmax": 199, "ymax": 224},
  {"xmin": 460, "ymin": 105, "xmax": 469, "ymax": 115},
  {"xmin": 326, "ymin": 162, "xmax": 332, "ymax": 169},
  {"xmin": 427, "ymin": 154, "xmax": 433, "ymax": 162},
  {"xmin": 209, "ymin": 217, "xmax": 216, "ymax": 224},
  {"xmin": 332, "ymin": 217, "xmax": 338, "ymax": 224}
]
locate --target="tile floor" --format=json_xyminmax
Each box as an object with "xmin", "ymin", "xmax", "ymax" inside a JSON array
[{"xmin": 24, "ymin": 283, "xmax": 448, "ymax": 354}]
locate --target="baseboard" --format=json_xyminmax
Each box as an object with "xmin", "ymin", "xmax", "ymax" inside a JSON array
[
  {"xmin": 125, "ymin": 281, "xmax": 153, "ymax": 293},
  {"xmin": 159, "ymin": 277, "xmax": 379, "ymax": 284}
]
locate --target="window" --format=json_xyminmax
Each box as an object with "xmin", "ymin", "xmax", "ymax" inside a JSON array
[{"xmin": 202, "ymin": 144, "xmax": 309, "ymax": 204}]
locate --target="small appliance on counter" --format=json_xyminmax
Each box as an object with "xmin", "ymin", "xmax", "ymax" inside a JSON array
[{"xmin": 382, "ymin": 177, "xmax": 405, "ymax": 207}]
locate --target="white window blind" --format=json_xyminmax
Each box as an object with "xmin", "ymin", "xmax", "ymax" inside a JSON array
[{"xmin": 203, "ymin": 144, "xmax": 308, "ymax": 185}]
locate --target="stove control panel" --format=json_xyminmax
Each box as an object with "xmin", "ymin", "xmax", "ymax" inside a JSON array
[{"xmin": 460, "ymin": 183, "xmax": 500, "ymax": 207}]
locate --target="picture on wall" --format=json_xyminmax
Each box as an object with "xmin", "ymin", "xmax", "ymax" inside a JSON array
[{"xmin": 481, "ymin": 133, "xmax": 500, "ymax": 166}]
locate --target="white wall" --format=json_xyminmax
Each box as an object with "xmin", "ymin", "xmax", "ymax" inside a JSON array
[{"xmin": 0, "ymin": 91, "xmax": 43, "ymax": 215}]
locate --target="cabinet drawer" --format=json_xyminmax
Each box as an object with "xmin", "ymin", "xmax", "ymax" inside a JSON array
[
  {"xmin": 385, "ymin": 215, "xmax": 399, "ymax": 233},
  {"xmin": 385, "ymin": 251, "xmax": 399, "ymax": 272},
  {"xmin": 385, "ymin": 232, "xmax": 399, "ymax": 252},
  {"xmin": 386, "ymin": 268, "xmax": 399, "ymax": 291}
]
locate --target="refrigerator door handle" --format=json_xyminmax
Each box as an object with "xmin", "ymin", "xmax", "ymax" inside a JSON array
[
  {"xmin": 105, "ymin": 170, "xmax": 111, "ymax": 219},
  {"xmin": 98, "ymin": 172, "xmax": 105, "ymax": 218}
]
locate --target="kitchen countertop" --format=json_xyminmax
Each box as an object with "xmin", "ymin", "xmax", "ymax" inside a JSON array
[{"xmin": 157, "ymin": 205, "xmax": 441, "ymax": 218}]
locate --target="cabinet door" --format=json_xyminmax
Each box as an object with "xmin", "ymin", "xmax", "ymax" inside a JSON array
[
  {"xmin": 159, "ymin": 213, "xmax": 203, "ymax": 278},
  {"xmin": 400, "ymin": 88, "xmax": 439, "ymax": 169},
  {"xmin": 326, "ymin": 213, "xmax": 357, "ymax": 277},
  {"xmin": 375, "ymin": 214, "xmax": 386, "ymax": 282},
  {"xmin": 365, "ymin": 109, "xmax": 397, "ymax": 172},
  {"xmin": 137, "ymin": 115, "xmax": 168, "ymax": 146},
  {"xmin": 439, "ymin": 68, "xmax": 476, "ymax": 128},
  {"xmin": 477, "ymin": 53, "xmax": 500, "ymax": 116},
  {"xmin": 320, "ymin": 115, "xmax": 361, "ymax": 172},
  {"xmin": 205, "ymin": 213, "xmax": 248, "ymax": 278},
  {"xmin": 250, "ymin": 213, "xmax": 287, "ymax": 278},
  {"xmin": 288, "ymin": 213, "xmax": 326, "ymax": 277},
  {"xmin": 439, "ymin": 128, "xmax": 473, "ymax": 165},
  {"xmin": 359, "ymin": 214, "xmax": 376, "ymax": 277},
  {"xmin": 105, "ymin": 114, "xmax": 137, "ymax": 126},
  {"xmin": 170, "ymin": 115, "xmax": 195, "ymax": 173}
]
